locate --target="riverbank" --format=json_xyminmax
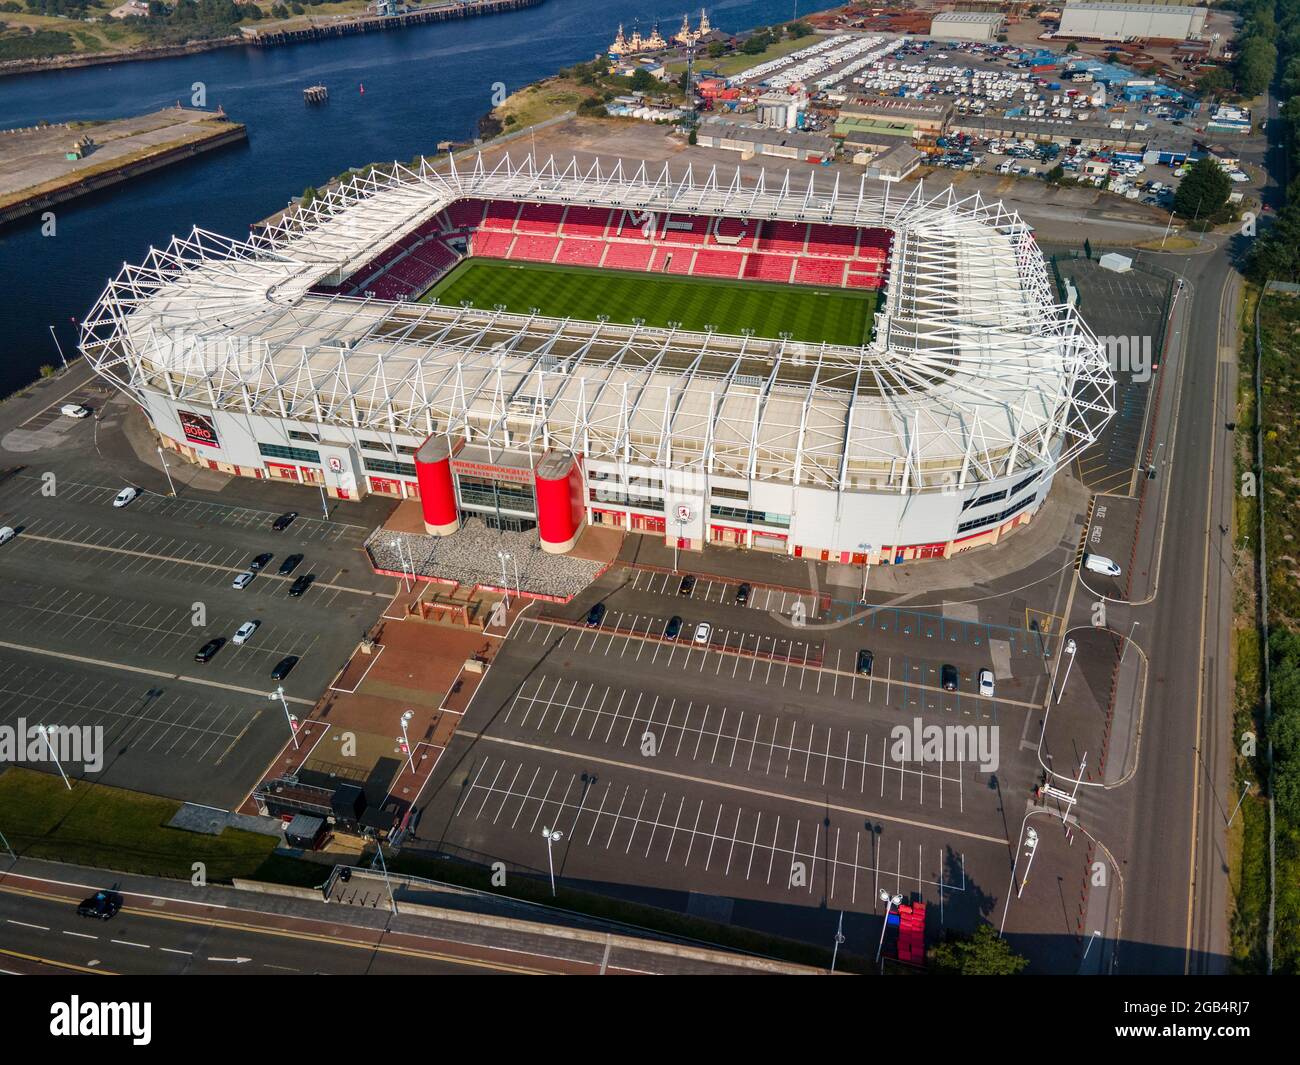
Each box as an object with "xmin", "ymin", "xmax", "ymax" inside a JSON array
[
  {"xmin": 0, "ymin": 0, "xmax": 543, "ymax": 79},
  {"xmin": 0, "ymin": 107, "xmax": 246, "ymax": 227}
]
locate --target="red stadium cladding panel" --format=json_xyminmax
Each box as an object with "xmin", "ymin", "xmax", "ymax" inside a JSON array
[
  {"xmin": 535, "ymin": 451, "xmax": 584, "ymax": 554},
  {"xmin": 414, "ymin": 436, "xmax": 460, "ymax": 536}
]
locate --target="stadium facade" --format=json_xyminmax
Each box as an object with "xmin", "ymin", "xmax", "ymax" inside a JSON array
[{"xmin": 81, "ymin": 154, "xmax": 1114, "ymax": 565}]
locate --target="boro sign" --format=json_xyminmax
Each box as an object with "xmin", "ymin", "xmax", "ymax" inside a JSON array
[{"xmin": 178, "ymin": 409, "xmax": 220, "ymax": 449}]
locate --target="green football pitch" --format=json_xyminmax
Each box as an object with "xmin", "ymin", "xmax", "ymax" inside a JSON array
[{"xmin": 419, "ymin": 258, "xmax": 878, "ymax": 346}]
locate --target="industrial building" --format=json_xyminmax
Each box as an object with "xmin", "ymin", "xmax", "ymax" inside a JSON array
[
  {"xmin": 1057, "ymin": 2, "xmax": 1208, "ymax": 41},
  {"xmin": 695, "ymin": 118, "xmax": 834, "ymax": 161},
  {"xmin": 929, "ymin": 12, "xmax": 1007, "ymax": 42},
  {"xmin": 80, "ymin": 154, "xmax": 1114, "ymax": 565}
]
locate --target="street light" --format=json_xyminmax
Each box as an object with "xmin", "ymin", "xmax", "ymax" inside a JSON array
[
  {"xmin": 398, "ymin": 709, "xmax": 415, "ymax": 774},
  {"xmin": 1055, "ymin": 638, "xmax": 1078, "ymax": 705},
  {"xmin": 875, "ymin": 889, "xmax": 903, "ymax": 963},
  {"xmin": 830, "ymin": 911, "xmax": 846, "ymax": 973},
  {"xmin": 497, "ymin": 550, "xmax": 511, "ymax": 609},
  {"xmin": 389, "ymin": 539, "xmax": 412, "ymax": 593},
  {"xmin": 270, "ymin": 686, "xmax": 299, "ymax": 750},
  {"xmin": 157, "ymin": 446, "xmax": 177, "ymax": 497},
  {"xmin": 541, "ymin": 825, "xmax": 563, "ymax": 896},
  {"xmin": 48, "ymin": 324, "xmax": 68, "ymax": 371},
  {"xmin": 1016, "ymin": 827, "xmax": 1039, "ymax": 899},
  {"xmin": 34, "ymin": 724, "xmax": 71, "ymax": 791}
]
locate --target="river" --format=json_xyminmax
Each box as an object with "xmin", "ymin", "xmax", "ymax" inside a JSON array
[{"xmin": 0, "ymin": 0, "xmax": 832, "ymax": 396}]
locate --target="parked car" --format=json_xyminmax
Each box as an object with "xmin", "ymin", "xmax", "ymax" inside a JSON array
[
  {"xmin": 231, "ymin": 571, "xmax": 255, "ymax": 590},
  {"xmin": 856, "ymin": 649, "xmax": 874, "ymax": 676},
  {"xmin": 0, "ymin": 526, "xmax": 14, "ymax": 546},
  {"xmin": 1083, "ymin": 553, "xmax": 1122, "ymax": 577},
  {"xmin": 664, "ymin": 615, "xmax": 683, "ymax": 639},
  {"xmin": 248, "ymin": 552, "xmax": 273, "ymax": 572},
  {"xmin": 232, "ymin": 620, "xmax": 259, "ymax": 645},
  {"xmin": 194, "ymin": 638, "xmax": 225, "ymax": 663},
  {"xmin": 940, "ymin": 664, "xmax": 959, "ymax": 692},
  {"xmin": 735, "ymin": 582, "xmax": 751, "ymax": 605},
  {"xmin": 61, "ymin": 403, "xmax": 91, "ymax": 419},
  {"xmin": 288, "ymin": 574, "xmax": 313, "ymax": 597},
  {"xmin": 271, "ymin": 655, "xmax": 299, "ymax": 681},
  {"xmin": 271, "ymin": 511, "xmax": 298, "ymax": 531},
  {"xmin": 979, "ymin": 668, "xmax": 995, "ymax": 698},
  {"xmin": 694, "ymin": 621, "xmax": 712, "ymax": 645},
  {"xmin": 76, "ymin": 890, "xmax": 122, "ymax": 920},
  {"xmin": 585, "ymin": 602, "xmax": 606, "ymax": 627},
  {"xmin": 277, "ymin": 553, "xmax": 304, "ymax": 576},
  {"xmin": 678, "ymin": 574, "xmax": 696, "ymax": 596},
  {"xmin": 112, "ymin": 486, "xmax": 138, "ymax": 508}
]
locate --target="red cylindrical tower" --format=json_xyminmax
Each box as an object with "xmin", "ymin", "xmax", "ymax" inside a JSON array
[
  {"xmin": 534, "ymin": 450, "xmax": 584, "ymax": 554},
  {"xmin": 413, "ymin": 435, "xmax": 460, "ymax": 536}
]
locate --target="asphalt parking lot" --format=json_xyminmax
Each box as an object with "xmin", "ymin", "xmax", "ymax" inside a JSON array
[
  {"xmin": 411, "ymin": 557, "xmax": 1061, "ymax": 936},
  {"xmin": 0, "ymin": 402, "xmax": 397, "ymax": 806}
]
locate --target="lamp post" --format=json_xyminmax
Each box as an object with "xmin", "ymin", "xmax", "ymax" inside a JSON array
[
  {"xmin": 830, "ymin": 910, "xmax": 845, "ymax": 973},
  {"xmin": 157, "ymin": 446, "xmax": 177, "ymax": 497},
  {"xmin": 270, "ymin": 686, "xmax": 299, "ymax": 750},
  {"xmin": 34, "ymin": 724, "xmax": 71, "ymax": 791},
  {"xmin": 389, "ymin": 539, "xmax": 412, "ymax": 593},
  {"xmin": 48, "ymin": 325, "xmax": 68, "ymax": 371},
  {"xmin": 399, "ymin": 709, "xmax": 416, "ymax": 774},
  {"xmin": 497, "ymin": 550, "xmax": 511, "ymax": 609},
  {"xmin": 1055, "ymin": 638, "xmax": 1077, "ymax": 705},
  {"xmin": 1016, "ymin": 826, "xmax": 1039, "ymax": 899},
  {"xmin": 875, "ymin": 889, "xmax": 903, "ymax": 964},
  {"xmin": 541, "ymin": 825, "xmax": 563, "ymax": 897}
]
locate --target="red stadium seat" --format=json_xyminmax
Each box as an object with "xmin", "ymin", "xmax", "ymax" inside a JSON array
[
  {"xmin": 692, "ymin": 249, "xmax": 744, "ymax": 278},
  {"xmin": 561, "ymin": 205, "xmax": 614, "ymax": 237},
  {"xmin": 482, "ymin": 200, "xmax": 521, "ymax": 231},
  {"xmin": 711, "ymin": 217, "xmax": 757, "ymax": 248},
  {"xmin": 556, "ymin": 239, "xmax": 606, "ymax": 266},
  {"xmin": 602, "ymin": 242, "xmax": 655, "ymax": 270},
  {"xmin": 793, "ymin": 257, "xmax": 848, "ymax": 286},
  {"xmin": 743, "ymin": 253, "xmax": 795, "ymax": 283},
  {"xmin": 510, "ymin": 234, "xmax": 561, "ymax": 263},
  {"xmin": 757, "ymin": 220, "xmax": 807, "ymax": 253},
  {"xmin": 516, "ymin": 202, "xmax": 566, "ymax": 234},
  {"xmin": 805, "ymin": 224, "xmax": 857, "ymax": 258}
]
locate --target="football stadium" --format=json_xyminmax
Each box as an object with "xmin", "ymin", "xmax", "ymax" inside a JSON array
[{"xmin": 81, "ymin": 153, "xmax": 1114, "ymax": 564}]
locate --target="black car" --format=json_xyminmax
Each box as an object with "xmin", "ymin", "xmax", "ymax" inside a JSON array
[
  {"xmin": 664, "ymin": 615, "xmax": 683, "ymax": 639},
  {"xmin": 735, "ymin": 582, "xmax": 751, "ymax": 605},
  {"xmin": 194, "ymin": 637, "xmax": 225, "ymax": 663},
  {"xmin": 678, "ymin": 574, "xmax": 696, "ymax": 596},
  {"xmin": 288, "ymin": 574, "xmax": 313, "ymax": 597},
  {"xmin": 77, "ymin": 890, "xmax": 122, "ymax": 921},
  {"xmin": 856, "ymin": 649, "xmax": 874, "ymax": 676},
  {"xmin": 249, "ymin": 552, "xmax": 273, "ymax": 571},
  {"xmin": 940, "ymin": 664, "xmax": 959, "ymax": 692},
  {"xmin": 271, "ymin": 511, "xmax": 299, "ymax": 531},
  {"xmin": 271, "ymin": 655, "xmax": 300, "ymax": 681},
  {"xmin": 585, "ymin": 602, "xmax": 606, "ymax": 627},
  {"xmin": 277, "ymin": 553, "xmax": 304, "ymax": 576}
]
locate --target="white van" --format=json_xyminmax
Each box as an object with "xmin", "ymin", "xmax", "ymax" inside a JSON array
[
  {"xmin": 1083, "ymin": 553, "xmax": 1121, "ymax": 577},
  {"xmin": 60, "ymin": 404, "xmax": 91, "ymax": 419},
  {"xmin": 0, "ymin": 526, "xmax": 15, "ymax": 545}
]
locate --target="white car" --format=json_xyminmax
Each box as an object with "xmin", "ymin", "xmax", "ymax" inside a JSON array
[
  {"xmin": 0, "ymin": 526, "xmax": 14, "ymax": 545},
  {"xmin": 1083, "ymin": 553, "xmax": 1122, "ymax": 577},
  {"xmin": 694, "ymin": 622, "xmax": 712, "ymax": 645},
  {"xmin": 111, "ymin": 486, "xmax": 138, "ymax": 508},
  {"xmin": 232, "ymin": 571, "xmax": 255, "ymax": 590},
  {"xmin": 60, "ymin": 403, "xmax": 91, "ymax": 419},
  {"xmin": 978, "ymin": 669, "xmax": 995, "ymax": 698},
  {"xmin": 231, "ymin": 620, "xmax": 259, "ymax": 645}
]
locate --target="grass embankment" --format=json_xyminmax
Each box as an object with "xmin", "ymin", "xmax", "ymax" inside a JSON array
[
  {"xmin": 491, "ymin": 76, "xmax": 602, "ymax": 132},
  {"xmin": 1230, "ymin": 287, "xmax": 1300, "ymax": 973},
  {"xmin": 0, "ymin": 768, "xmax": 320, "ymax": 887},
  {"xmin": 665, "ymin": 33, "xmax": 814, "ymax": 77},
  {"xmin": 424, "ymin": 258, "xmax": 879, "ymax": 346}
]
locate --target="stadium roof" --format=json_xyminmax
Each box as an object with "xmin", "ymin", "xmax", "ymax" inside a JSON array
[{"xmin": 80, "ymin": 153, "xmax": 1114, "ymax": 493}]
